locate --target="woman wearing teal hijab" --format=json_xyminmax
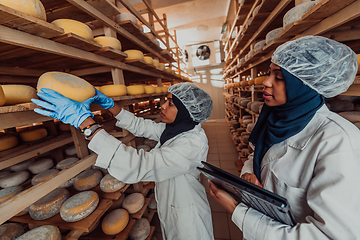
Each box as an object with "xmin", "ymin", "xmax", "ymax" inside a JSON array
[{"xmin": 209, "ymin": 36, "xmax": 360, "ymax": 239}]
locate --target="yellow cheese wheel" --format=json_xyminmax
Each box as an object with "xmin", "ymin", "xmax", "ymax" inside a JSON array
[
  {"xmin": 240, "ymin": 81, "xmax": 248, "ymax": 87},
  {"xmin": 254, "ymin": 76, "xmax": 267, "ymax": 85},
  {"xmin": 0, "ymin": 171, "xmax": 29, "ymax": 188},
  {"xmin": 144, "ymin": 85, "xmax": 155, "ymax": 94},
  {"xmin": 0, "ymin": 223, "xmax": 25, "ymax": 240},
  {"xmin": 152, "ymin": 59, "xmax": 160, "ymax": 68},
  {"xmin": 0, "ymin": 0, "xmax": 46, "ymax": 21},
  {"xmin": 357, "ymin": 54, "xmax": 360, "ymax": 75},
  {"xmin": 248, "ymin": 79, "xmax": 255, "ymax": 86},
  {"xmin": 161, "ymin": 86, "xmax": 168, "ymax": 93},
  {"xmin": 37, "ymin": 72, "xmax": 95, "ymax": 102},
  {"xmin": 51, "ymin": 19, "xmax": 93, "ymax": 41},
  {"xmin": 155, "ymin": 87, "xmax": 162, "ymax": 93},
  {"xmin": 159, "ymin": 63, "xmax": 165, "ymax": 70},
  {"xmin": 165, "ymin": 67, "xmax": 172, "ymax": 73},
  {"xmin": 94, "ymin": 36, "xmax": 122, "ymax": 50},
  {"xmin": 100, "ymin": 174, "xmax": 126, "ymax": 193},
  {"xmin": 2, "ymin": 85, "xmax": 37, "ymax": 105},
  {"xmin": 100, "ymin": 84, "xmax": 127, "ymax": 97},
  {"xmin": 124, "ymin": 50, "xmax": 144, "ymax": 61},
  {"xmin": 29, "ymin": 188, "xmax": 70, "ymax": 220},
  {"xmin": 28, "ymin": 158, "xmax": 54, "ymax": 174},
  {"xmin": 102, "ymin": 208, "xmax": 129, "ymax": 235},
  {"xmin": 0, "ymin": 186, "xmax": 23, "ymax": 204},
  {"xmin": 143, "ymin": 56, "xmax": 153, "ymax": 65},
  {"xmin": 20, "ymin": 128, "xmax": 47, "ymax": 142},
  {"xmin": 0, "ymin": 135, "xmax": 18, "ymax": 151},
  {"xmin": 73, "ymin": 169, "xmax": 103, "ymax": 191},
  {"xmin": 60, "ymin": 191, "xmax": 99, "ymax": 222},
  {"xmin": 122, "ymin": 193, "xmax": 145, "ymax": 214},
  {"xmin": 0, "ymin": 84, "xmax": 5, "ymax": 106},
  {"xmin": 16, "ymin": 225, "xmax": 61, "ymax": 240},
  {"xmin": 127, "ymin": 85, "xmax": 145, "ymax": 95},
  {"xmin": 31, "ymin": 169, "xmax": 59, "ymax": 185}
]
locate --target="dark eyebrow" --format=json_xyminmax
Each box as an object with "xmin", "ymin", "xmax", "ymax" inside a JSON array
[{"xmin": 167, "ymin": 97, "xmax": 173, "ymax": 101}]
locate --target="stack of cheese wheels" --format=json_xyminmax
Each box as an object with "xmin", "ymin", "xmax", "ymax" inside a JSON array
[
  {"xmin": 51, "ymin": 19, "xmax": 94, "ymax": 41},
  {"xmin": 115, "ymin": 12, "xmax": 137, "ymax": 24},
  {"xmin": 152, "ymin": 59, "xmax": 160, "ymax": 68},
  {"xmin": 32, "ymin": 169, "xmax": 59, "ymax": 185},
  {"xmin": 161, "ymin": 86, "xmax": 168, "ymax": 93},
  {"xmin": 19, "ymin": 128, "xmax": 48, "ymax": 142},
  {"xmin": 248, "ymin": 78, "xmax": 255, "ymax": 86},
  {"xmin": 265, "ymin": 27, "xmax": 283, "ymax": 45},
  {"xmin": 100, "ymin": 174, "xmax": 126, "ymax": 193},
  {"xmin": 16, "ymin": 225, "xmax": 61, "ymax": 240},
  {"xmin": 254, "ymin": 40, "xmax": 266, "ymax": 53},
  {"xmin": 0, "ymin": 171, "xmax": 29, "ymax": 188},
  {"xmin": 122, "ymin": 193, "xmax": 145, "ymax": 214},
  {"xmin": 28, "ymin": 158, "xmax": 54, "ymax": 174},
  {"xmin": 124, "ymin": 50, "xmax": 144, "ymax": 61},
  {"xmin": 143, "ymin": 56, "xmax": 153, "ymax": 65},
  {"xmin": 0, "ymin": 223, "xmax": 25, "ymax": 240},
  {"xmin": 1, "ymin": 85, "xmax": 38, "ymax": 105},
  {"xmin": 37, "ymin": 72, "xmax": 95, "ymax": 102},
  {"xmin": 73, "ymin": 169, "xmax": 103, "ymax": 191},
  {"xmin": 94, "ymin": 36, "xmax": 122, "ymax": 50},
  {"xmin": 155, "ymin": 87, "xmax": 162, "ymax": 93},
  {"xmin": 65, "ymin": 145, "xmax": 77, "ymax": 156},
  {"xmin": 0, "ymin": 135, "xmax": 18, "ymax": 151},
  {"xmin": 127, "ymin": 85, "xmax": 145, "ymax": 95},
  {"xmin": 29, "ymin": 188, "xmax": 70, "ymax": 220},
  {"xmin": 100, "ymin": 84, "xmax": 127, "ymax": 97},
  {"xmin": 254, "ymin": 76, "xmax": 267, "ymax": 85},
  {"xmin": 129, "ymin": 218, "xmax": 151, "ymax": 240},
  {"xmin": 0, "ymin": 0, "xmax": 46, "ymax": 20},
  {"xmin": 0, "ymin": 186, "xmax": 23, "ymax": 204},
  {"xmin": 0, "ymin": 84, "xmax": 5, "ymax": 106},
  {"xmin": 10, "ymin": 159, "xmax": 35, "ymax": 171},
  {"xmin": 102, "ymin": 208, "xmax": 129, "ymax": 235},
  {"xmin": 283, "ymin": 1, "xmax": 315, "ymax": 29},
  {"xmin": 60, "ymin": 191, "xmax": 99, "ymax": 222},
  {"xmin": 144, "ymin": 85, "xmax": 155, "ymax": 94}
]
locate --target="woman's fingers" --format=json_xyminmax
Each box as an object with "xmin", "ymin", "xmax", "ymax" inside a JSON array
[{"xmin": 31, "ymin": 98, "xmax": 56, "ymax": 112}]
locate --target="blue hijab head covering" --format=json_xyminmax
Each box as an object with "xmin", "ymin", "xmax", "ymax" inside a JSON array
[{"xmin": 248, "ymin": 68, "xmax": 325, "ymax": 181}]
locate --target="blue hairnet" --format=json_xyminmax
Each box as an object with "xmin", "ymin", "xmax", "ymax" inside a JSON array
[
  {"xmin": 168, "ymin": 82, "xmax": 213, "ymax": 123},
  {"xmin": 272, "ymin": 36, "xmax": 358, "ymax": 98}
]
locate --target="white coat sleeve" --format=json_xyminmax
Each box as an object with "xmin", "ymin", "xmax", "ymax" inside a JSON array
[
  {"xmin": 89, "ymin": 129, "xmax": 208, "ymax": 183},
  {"xmin": 240, "ymin": 152, "xmax": 254, "ymax": 177}
]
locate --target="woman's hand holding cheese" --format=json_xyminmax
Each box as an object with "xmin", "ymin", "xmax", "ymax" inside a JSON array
[{"xmin": 92, "ymin": 88, "xmax": 114, "ymax": 109}]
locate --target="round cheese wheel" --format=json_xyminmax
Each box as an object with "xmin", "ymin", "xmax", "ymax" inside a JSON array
[
  {"xmin": 240, "ymin": 81, "xmax": 248, "ymax": 87},
  {"xmin": 60, "ymin": 191, "xmax": 99, "ymax": 222},
  {"xmin": 0, "ymin": 171, "xmax": 29, "ymax": 188},
  {"xmin": 115, "ymin": 12, "xmax": 137, "ymax": 24},
  {"xmin": 59, "ymin": 176, "xmax": 76, "ymax": 188},
  {"xmin": 0, "ymin": 0, "xmax": 46, "ymax": 21},
  {"xmin": 1, "ymin": 85, "xmax": 38, "ymax": 105},
  {"xmin": 254, "ymin": 76, "xmax": 267, "ymax": 85},
  {"xmin": 129, "ymin": 218, "xmax": 150, "ymax": 240},
  {"xmin": 247, "ymin": 123, "xmax": 256, "ymax": 132},
  {"xmin": 159, "ymin": 63, "xmax": 165, "ymax": 70},
  {"xmin": 144, "ymin": 85, "xmax": 155, "ymax": 94},
  {"xmin": 124, "ymin": 50, "xmax": 144, "ymax": 61},
  {"xmin": 0, "ymin": 223, "xmax": 24, "ymax": 240},
  {"xmin": 122, "ymin": 193, "xmax": 145, "ymax": 214},
  {"xmin": 127, "ymin": 85, "xmax": 145, "ymax": 95},
  {"xmin": 51, "ymin": 19, "xmax": 93, "ymax": 40},
  {"xmin": 73, "ymin": 169, "xmax": 103, "ymax": 191},
  {"xmin": 152, "ymin": 59, "xmax": 160, "ymax": 68},
  {"xmin": 32, "ymin": 169, "xmax": 59, "ymax": 185},
  {"xmin": 100, "ymin": 84, "xmax": 127, "ymax": 97},
  {"xmin": 0, "ymin": 171, "xmax": 11, "ymax": 179},
  {"xmin": 37, "ymin": 72, "xmax": 95, "ymax": 102},
  {"xmin": 56, "ymin": 157, "xmax": 79, "ymax": 170},
  {"xmin": 283, "ymin": 2, "xmax": 315, "ymax": 29},
  {"xmin": 161, "ymin": 86, "xmax": 168, "ymax": 93},
  {"xmin": 16, "ymin": 225, "xmax": 61, "ymax": 240},
  {"xmin": 10, "ymin": 159, "xmax": 35, "ymax": 171},
  {"xmin": 0, "ymin": 186, "xmax": 23, "ymax": 204},
  {"xmin": 254, "ymin": 40, "xmax": 266, "ymax": 52},
  {"xmin": 154, "ymin": 87, "xmax": 162, "ymax": 93},
  {"xmin": 65, "ymin": 145, "xmax": 77, "ymax": 156},
  {"xmin": 94, "ymin": 36, "xmax": 122, "ymax": 50},
  {"xmin": 251, "ymin": 102, "xmax": 264, "ymax": 113},
  {"xmin": 0, "ymin": 135, "xmax": 18, "ymax": 151},
  {"xmin": 248, "ymin": 79, "xmax": 255, "ymax": 86},
  {"xmin": 59, "ymin": 122, "xmax": 71, "ymax": 131},
  {"xmin": 102, "ymin": 208, "xmax": 129, "ymax": 235},
  {"xmin": 143, "ymin": 56, "xmax": 153, "ymax": 65},
  {"xmin": 265, "ymin": 27, "xmax": 283, "ymax": 45},
  {"xmin": 0, "ymin": 84, "xmax": 5, "ymax": 106},
  {"xmin": 20, "ymin": 128, "xmax": 47, "ymax": 142},
  {"xmin": 147, "ymin": 193, "xmax": 157, "ymax": 210},
  {"xmin": 28, "ymin": 158, "xmax": 54, "ymax": 174},
  {"xmin": 242, "ymin": 115, "xmax": 252, "ymax": 120},
  {"xmin": 29, "ymin": 188, "xmax": 70, "ymax": 220},
  {"xmin": 100, "ymin": 174, "xmax": 126, "ymax": 193}
]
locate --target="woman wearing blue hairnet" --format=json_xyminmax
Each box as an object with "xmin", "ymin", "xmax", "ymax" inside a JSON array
[
  {"xmin": 209, "ymin": 36, "xmax": 360, "ymax": 239},
  {"xmin": 32, "ymin": 82, "xmax": 214, "ymax": 240}
]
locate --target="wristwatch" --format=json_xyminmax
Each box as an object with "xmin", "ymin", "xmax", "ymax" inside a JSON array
[{"xmin": 81, "ymin": 124, "xmax": 102, "ymax": 140}]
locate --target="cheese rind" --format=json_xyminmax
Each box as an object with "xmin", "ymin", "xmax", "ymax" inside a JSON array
[
  {"xmin": 94, "ymin": 36, "xmax": 122, "ymax": 50},
  {"xmin": 60, "ymin": 191, "xmax": 99, "ymax": 222},
  {"xmin": 283, "ymin": 2, "xmax": 315, "ymax": 29},
  {"xmin": 32, "ymin": 169, "xmax": 59, "ymax": 185},
  {"xmin": 16, "ymin": 225, "xmax": 61, "ymax": 240},
  {"xmin": 254, "ymin": 76, "xmax": 267, "ymax": 85},
  {"xmin": 100, "ymin": 174, "xmax": 126, "ymax": 193},
  {"xmin": 102, "ymin": 208, "xmax": 129, "ymax": 235},
  {"xmin": 51, "ymin": 19, "xmax": 93, "ymax": 40},
  {"xmin": 73, "ymin": 169, "xmax": 103, "ymax": 191},
  {"xmin": 0, "ymin": 0, "xmax": 46, "ymax": 21},
  {"xmin": 0, "ymin": 84, "xmax": 5, "ymax": 106},
  {"xmin": 20, "ymin": 128, "xmax": 47, "ymax": 142},
  {"xmin": 56, "ymin": 157, "xmax": 79, "ymax": 170},
  {"xmin": 122, "ymin": 193, "xmax": 145, "ymax": 214},
  {"xmin": 161, "ymin": 86, "xmax": 168, "ymax": 93},
  {"xmin": 0, "ymin": 135, "xmax": 18, "ymax": 151},
  {"xmin": 0, "ymin": 186, "xmax": 23, "ymax": 204},
  {"xmin": 100, "ymin": 85, "xmax": 127, "ymax": 97},
  {"xmin": 152, "ymin": 59, "xmax": 160, "ymax": 68},
  {"xmin": 0, "ymin": 171, "xmax": 29, "ymax": 188},
  {"xmin": 155, "ymin": 87, "xmax": 162, "ymax": 93},
  {"xmin": 143, "ymin": 56, "xmax": 153, "ymax": 65},
  {"xmin": 10, "ymin": 159, "xmax": 35, "ymax": 171},
  {"xmin": 65, "ymin": 146, "xmax": 77, "ymax": 156},
  {"xmin": 127, "ymin": 85, "xmax": 145, "ymax": 95},
  {"xmin": 124, "ymin": 50, "xmax": 144, "ymax": 61},
  {"xmin": 2, "ymin": 85, "xmax": 38, "ymax": 105},
  {"xmin": 37, "ymin": 72, "xmax": 95, "ymax": 102},
  {"xmin": 0, "ymin": 223, "xmax": 24, "ymax": 240},
  {"xmin": 129, "ymin": 218, "xmax": 151, "ymax": 240},
  {"xmin": 28, "ymin": 158, "xmax": 54, "ymax": 174},
  {"xmin": 144, "ymin": 86, "xmax": 155, "ymax": 94}
]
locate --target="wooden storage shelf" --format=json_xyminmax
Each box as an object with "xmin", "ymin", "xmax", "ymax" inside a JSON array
[
  {"xmin": 92, "ymin": 184, "xmax": 130, "ymax": 200},
  {"xmin": 52, "ymin": 33, "xmax": 103, "ymax": 52},
  {"xmin": 94, "ymin": 46, "xmax": 128, "ymax": 60}
]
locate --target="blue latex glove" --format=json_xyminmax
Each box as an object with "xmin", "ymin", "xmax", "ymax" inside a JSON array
[
  {"xmin": 31, "ymin": 88, "xmax": 95, "ymax": 129},
  {"xmin": 92, "ymin": 88, "xmax": 114, "ymax": 109}
]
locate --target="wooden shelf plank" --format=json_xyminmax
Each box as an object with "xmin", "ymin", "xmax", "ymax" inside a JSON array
[
  {"xmin": 93, "ymin": 46, "xmax": 127, "ymax": 60},
  {"xmin": 130, "ymin": 198, "xmax": 150, "ymax": 219},
  {"xmin": 0, "ymin": 3, "xmax": 64, "ymax": 38},
  {"xmin": 52, "ymin": 33, "xmax": 103, "ymax": 52},
  {"xmin": 86, "ymin": 0, "xmax": 121, "ymax": 18},
  {"xmin": 302, "ymin": 0, "xmax": 356, "ymax": 21}
]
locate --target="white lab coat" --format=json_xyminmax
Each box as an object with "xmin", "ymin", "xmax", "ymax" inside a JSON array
[
  {"xmin": 89, "ymin": 110, "xmax": 214, "ymax": 240},
  {"xmin": 234, "ymin": 105, "xmax": 360, "ymax": 239}
]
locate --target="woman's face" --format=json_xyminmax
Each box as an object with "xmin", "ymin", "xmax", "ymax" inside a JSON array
[
  {"xmin": 262, "ymin": 63, "xmax": 287, "ymax": 106},
  {"xmin": 160, "ymin": 93, "xmax": 178, "ymax": 124}
]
